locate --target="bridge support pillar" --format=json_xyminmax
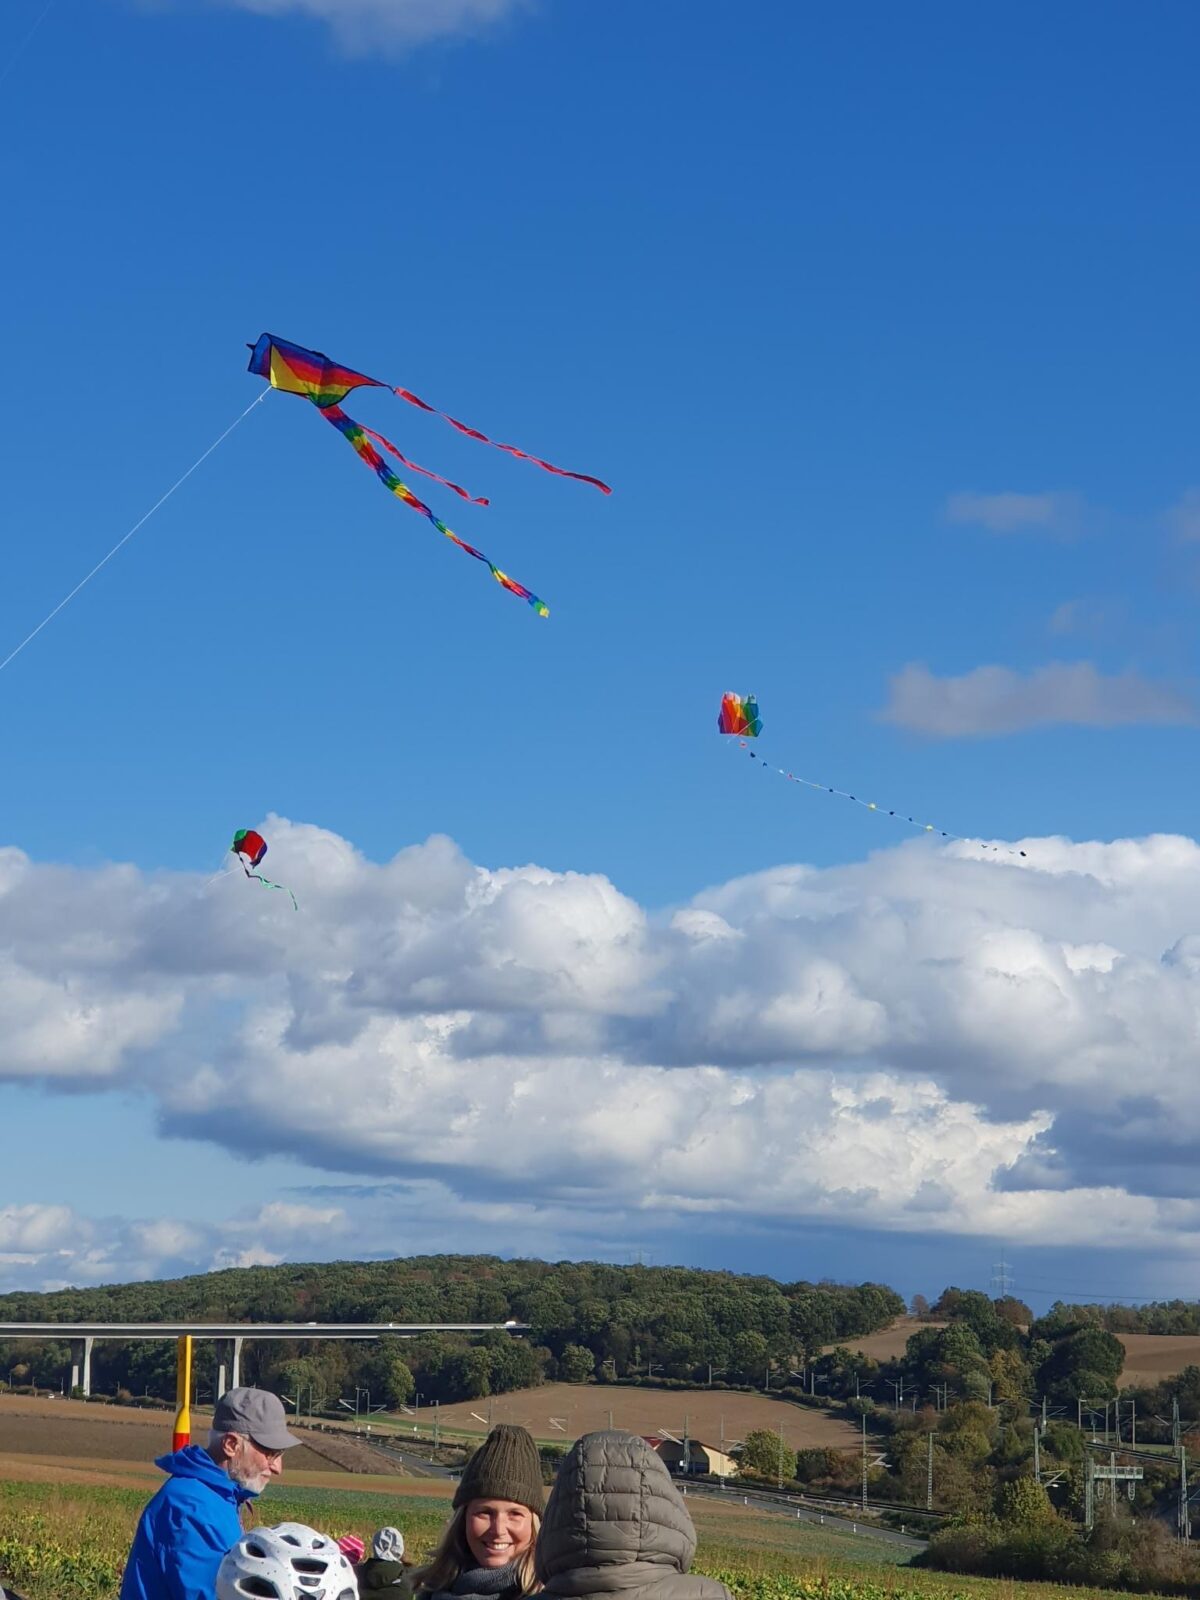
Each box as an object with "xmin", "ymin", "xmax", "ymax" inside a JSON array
[
  {"xmin": 72, "ymin": 1336, "xmax": 94, "ymax": 1397},
  {"xmin": 231, "ymin": 1337, "xmax": 243, "ymax": 1390},
  {"xmin": 217, "ymin": 1361, "xmax": 227, "ymax": 1399}
]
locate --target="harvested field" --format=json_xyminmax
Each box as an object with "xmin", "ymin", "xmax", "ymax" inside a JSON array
[
  {"xmin": 1118, "ymin": 1332, "xmax": 1200, "ymax": 1386},
  {"xmin": 821, "ymin": 1319, "xmax": 946, "ymax": 1364},
  {"xmin": 0, "ymin": 1395, "xmax": 333, "ymax": 1472},
  {"xmin": 422, "ymin": 1383, "xmax": 863, "ymax": 1449}
]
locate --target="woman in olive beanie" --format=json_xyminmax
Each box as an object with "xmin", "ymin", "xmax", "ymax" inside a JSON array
[{"xmin": 414, "ymin": 1425, "xmax": 544, "ymax": 1600}]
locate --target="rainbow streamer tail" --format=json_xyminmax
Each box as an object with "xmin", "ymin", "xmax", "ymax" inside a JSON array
[
  {"xmin": 241, "ymin": 863, "xmax": 298, "ymax": 910},
  {"xmin": 320, "ymin": 404, "xmax": 549, "ymax": 617},
  {"xmin": 394, "ymin": 385, "xmax": 612, "ymax": 495}
]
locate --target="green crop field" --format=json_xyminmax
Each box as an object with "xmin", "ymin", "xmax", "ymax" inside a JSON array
[{"xmin": 0, "ymin": 1475, "xmax": 1177, "ymax": 1600}]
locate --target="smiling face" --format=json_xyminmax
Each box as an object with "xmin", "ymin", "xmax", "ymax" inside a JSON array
[{"xmin": 464, "ymin": 1499, "xmax": 534, "ymax": 1570}]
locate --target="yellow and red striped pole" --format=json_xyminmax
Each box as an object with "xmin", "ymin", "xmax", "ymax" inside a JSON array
[{"xmin": 172, "ymin": 1335, "xmax": 193, "ymax": 1451}]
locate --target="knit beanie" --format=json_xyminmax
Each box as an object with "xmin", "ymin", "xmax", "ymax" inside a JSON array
[{"xmin": 453, "ymin": 1425, "xmax": 544, "ymax": 1514}]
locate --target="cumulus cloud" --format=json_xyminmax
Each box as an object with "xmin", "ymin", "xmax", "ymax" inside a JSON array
[
  {"xmin": 1166, "ymin": 488, "xmax": 1200, "ymax": 544},
  {"xmin": 201, "ymin": 0, "xmax": 530, "ymax": 54},
  {"xmin": 945, "ymin": 491, "xmax": 1085, "ymax": 537},
  {"xmin": 0, "ymin": 1198, "xmax": 349, "ymax": 1291},
  {"xmin": 882, "ymin": 661, "xmax": 1200, "ymax": 737},
  {"xmin": 10, "ymin": 820, "xmax": 1200, "ymax": 1284}
]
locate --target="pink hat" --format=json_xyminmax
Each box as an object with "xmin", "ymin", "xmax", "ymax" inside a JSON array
[{"xmin": 337, "ymin": 1535, "xmax": 365, "ymax": 1564}]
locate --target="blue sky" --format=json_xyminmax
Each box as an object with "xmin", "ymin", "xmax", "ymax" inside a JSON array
[{"xmin": 2, "ymin": 0, "xmax": 1200, "ymax": 1308}]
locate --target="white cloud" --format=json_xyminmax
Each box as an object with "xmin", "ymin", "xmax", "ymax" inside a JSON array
[
  {"xmin": 204, "ymin": 0, "xmax": 531, "ymax": 53},
  {"xmin": 881, "ymin": 661, "xmax": 1200, "ymax": 737},
  {"xmin": 0, "ymin": 1199, "xmax": 349, "ymax": 1291},
  {"xmin": 10, "ymin": 821, "xmax": 1200, "ymax": 1284},
  {"xmin": 945, "ymin": 490, "xmax": 1085, "ymax": 537},
  {"xmin": 1047, "ymin": 598, "xmax": 1119, "ymax": 639},
  {"xmin": 1166, "ymin": 488, "xmax": 1200, "ymax": 544}
]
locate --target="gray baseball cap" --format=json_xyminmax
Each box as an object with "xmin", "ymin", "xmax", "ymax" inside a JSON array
[{"xmin": 212, "ymin": 1386, "xmax": 302, "ymax": 1451}]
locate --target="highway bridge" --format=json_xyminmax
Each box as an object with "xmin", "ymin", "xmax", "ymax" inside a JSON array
[{"xmin": 0, "ymin": 1320, "xmax": 529, "ymax": 1397}]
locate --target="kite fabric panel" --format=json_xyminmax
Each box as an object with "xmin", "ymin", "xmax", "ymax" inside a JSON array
[
  {"xmin": 717, "ymin": 691, "xmax": 762, "ymax": 738},
  {"xmin": 231, "ymin": 827, "xmax": 298, "ymax": 910},
  {"xmin": 718, "ymin": 693, "xmax": 1028, "ymax": 859},
  {"xmin": 248, "ymin": 334, "xmax": 611, "ymax": 616}
]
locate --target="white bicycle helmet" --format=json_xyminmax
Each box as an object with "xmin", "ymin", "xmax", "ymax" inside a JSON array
[{"xmin": 216, "ymin": 1523, "xmax": 357, "ymax": 1600}]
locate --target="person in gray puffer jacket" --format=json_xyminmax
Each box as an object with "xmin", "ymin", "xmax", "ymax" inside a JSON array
[{"xmin": 536, "ymin": 1431, "xmax": 734, "ymax": 1600}]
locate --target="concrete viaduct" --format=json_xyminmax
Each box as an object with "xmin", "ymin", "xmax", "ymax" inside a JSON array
[{"xmin": 0, "ymin": 1321, "xmax": 529, "ymax": 1398}]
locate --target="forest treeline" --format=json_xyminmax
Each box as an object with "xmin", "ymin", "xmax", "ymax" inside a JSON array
[{"xmin": 0, "ymin": 1254, "xmax": 904, "ymax": 1406}]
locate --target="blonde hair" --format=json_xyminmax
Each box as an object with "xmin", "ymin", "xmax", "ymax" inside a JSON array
[{"xmin": 414, "ymin": 1504, "xmax": 541, "ymax": 1597}]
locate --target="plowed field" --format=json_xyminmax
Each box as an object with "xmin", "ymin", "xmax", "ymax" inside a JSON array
[
  {"xmin": 0, "ymin": 1395, "xmax": 350, "ymax": 1479},
  {"xmin": 421, "ymin": 1382, "xmax": 861, "ymax": 1448}
]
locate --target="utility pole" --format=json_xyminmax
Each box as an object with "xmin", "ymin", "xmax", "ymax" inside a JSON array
[
  {"xmin": 861, "ymin": 1413, "xmax": 868, "ymax": 1514},
  {"xmin": 1033, "ymin": 1425, "xmax": 1041, "ymax": 1485},
  {"xmin": 926, "ymin": 1432, "xmax": 934, "ymax": 1510},
  {"xmin": 433, "ymin": 1400, "xmax": 441, "ymax": 1449},
  {"xmin": 1180, "ymin": 1446, "xmax": 1190, "ymax": 1543},
  {"xmin": 990, "ymin": 1247, "xmax": 1014, "ymax": 1298}
]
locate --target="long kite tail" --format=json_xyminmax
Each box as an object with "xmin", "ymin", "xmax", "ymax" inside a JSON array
[
  {"xmin": 393, "ymin": 384, "xmax": 612, "ymax": 495},
  {"xmin": 360, "ymin": 426, "xmax": 489, "ymax": 506},
  {"xmin": 731, "ymin": 738, "xmax": 1029, "ymax": 860},
  {"xmin": 319, "ymin": 404, "xmax": 549, "ymax": 617},
  {"xmin": 242, "ymin": 863, "xmax": 299, "ymax": 910}
]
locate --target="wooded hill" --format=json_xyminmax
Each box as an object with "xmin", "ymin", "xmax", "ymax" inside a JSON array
[{"xmin": 0, "ymin": 1254, "xmax": 906, "ymax": 1406}]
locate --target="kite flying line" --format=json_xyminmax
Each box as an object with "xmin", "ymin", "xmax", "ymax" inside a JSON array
[
  {"xmin": 718, "ymin": 692, "xmax": 1028, "ymax": 859},
  {"xmin": 0, "ymin": 389, "xmax": 269, "ymax": 678},
  {"xmin": 0, "ymin": 0, "xmax": 57, "ymax": 90}
]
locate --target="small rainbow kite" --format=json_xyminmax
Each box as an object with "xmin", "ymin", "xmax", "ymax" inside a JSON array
[{"xmin": 718, "ymin": 692, "xmax": 1027, "ymax": 858}]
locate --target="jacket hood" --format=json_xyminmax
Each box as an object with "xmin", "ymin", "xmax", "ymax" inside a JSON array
[
  {"xmin": 536, "ymin": 1432, "xmax": 695, "ymax": 1595},
  {"xmin": 153, "ymin": 1445, "xmax": 257, "ymax": 1504}
]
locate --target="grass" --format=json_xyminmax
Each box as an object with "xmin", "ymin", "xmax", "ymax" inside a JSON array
[{"xmin": 0, "ymin": 1474, "xmax": 1181, "ymax": 1600}]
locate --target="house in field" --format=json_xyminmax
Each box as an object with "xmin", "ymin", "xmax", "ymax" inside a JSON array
[{"xmin": 642, "ymin": 1435, "xmax": 738, "ymax": 1478}]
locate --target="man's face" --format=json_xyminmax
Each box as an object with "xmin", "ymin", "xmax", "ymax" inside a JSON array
[{"xmin": 223, "ymin": 1432, "xmax": 285, "ymax": 1493}]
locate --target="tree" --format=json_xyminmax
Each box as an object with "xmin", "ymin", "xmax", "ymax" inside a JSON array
[
  {"xmin": 1000, "ymin": 1476, "xmax": 1058, "ymax": 1528},
  {"xmin": 729, "ymin": 1330, "xmax": 769, "ymax": 1384},
  {"xmin": 1038, "ymin": 1327, "xmax": 1124, "ymax": 1404},
  {"xmin": 990, "ymin": 1347, "xmax": 1032, "ymax": 1403},
  {"xmin": 559, "ymin": 1344, "xmax": 595, "ymax": 1384},
  {"xmin": 362, "ymin": 1343, "xmax": 415, "ymax": 1409},
  {"xmin": 443, "ymin": 1348, "xmax": 491, "ymax": 1399},
  {"xmin": 738, "ymin": 1428, "xmax": 791, "ymax": 1479},
  {"xmin": 271, "ymin": 1356, "xmax": 329, "ymax": 1411},
  {"xmin": 910, "ymin": 1294, "xmax": 931, "ymax": 1319}
]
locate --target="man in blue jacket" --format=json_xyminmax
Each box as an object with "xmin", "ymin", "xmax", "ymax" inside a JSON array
[{"xmin": 120, "ymin": 1386, "xmax": 301, "ymax": 1600}]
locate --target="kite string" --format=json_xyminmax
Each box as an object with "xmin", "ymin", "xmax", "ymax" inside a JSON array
[
  {"xmin": 730, "ymin": 738, "xmax": 1028, "ymax": 859},
  {"xmin": 0, "ymin": 388, "xmax": 270, "ymax": 677},
  {"xmin": 0, "ymin": 0, "xmax": 56, "ymax": 89}
]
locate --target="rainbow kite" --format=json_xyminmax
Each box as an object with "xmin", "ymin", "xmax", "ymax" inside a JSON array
[
  {"xmin": 248, "ymin": 334, "xmax": 610, "ymax": 617},
  {"xmin": 718, "ymin": 692, "xmax": 1027, "ymax": 858},
  {"xmin": 717, "ymin": 692, "xmax": 763, "ymax": 738}
]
